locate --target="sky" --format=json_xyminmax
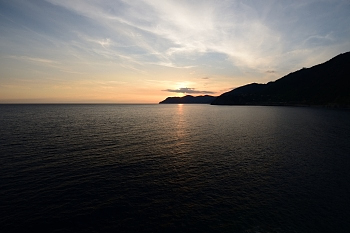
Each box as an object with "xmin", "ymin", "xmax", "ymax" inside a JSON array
[{"xmin": 1, "ymin": 0, "xmax": 350, "ymax": 103}]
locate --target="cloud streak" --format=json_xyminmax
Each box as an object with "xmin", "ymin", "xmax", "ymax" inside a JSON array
[
  {"xmin": 163, "ymin": 87, "xmax": 215, "ymax": 95},
  {"xmin": 11, "ymin": 56, "xmax": 58, "ymax": 64}
]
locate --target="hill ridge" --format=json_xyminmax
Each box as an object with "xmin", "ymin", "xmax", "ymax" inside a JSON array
[{"xmin": 211, "ymin": 52, "xmax": 350, "ymax": 107}]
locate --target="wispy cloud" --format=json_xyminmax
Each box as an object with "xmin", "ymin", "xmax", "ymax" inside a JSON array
[
  {"xmin": 8, "ymin": 56, "xmax": 88, "ymax": 75},
  {"xmin": 43, "ymin": 0, "xmax": 280, "ymax": 69},
  {"xmin": 42, "ymin": 0, "xmax": 350, "ymax": 72},
  {"xmin": 151, "ymin": 62, "xmax": 195, "ymax": 69},
  {"xmin": 11, "ymin": 56, "xmax": 58, "ymax": 64},
  {"xmin": 163, "ymin": 87, "xmax": 215, "ymax": 94}
]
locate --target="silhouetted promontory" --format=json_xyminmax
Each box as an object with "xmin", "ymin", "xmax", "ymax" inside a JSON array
[
  {"xmin": 212, "ymin": 52, "xmax": 350, "ymax": 107},
  {"xmin": 159, "ymin": 95, "xmax": 216, "ymax": 104}
]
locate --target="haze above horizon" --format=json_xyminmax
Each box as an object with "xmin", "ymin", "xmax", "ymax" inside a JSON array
[{"xmin": 1, "ymin": 0, "xmax": 350, "ymax": 103}]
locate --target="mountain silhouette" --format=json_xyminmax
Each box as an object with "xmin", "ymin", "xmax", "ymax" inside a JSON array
[
  {"xmin": 212, "ymin": 52, "xmax": 350, "ymax": 107},
  {"xmin": 159, "ymin": 95, "xmax": 216, "ymax": 104}
]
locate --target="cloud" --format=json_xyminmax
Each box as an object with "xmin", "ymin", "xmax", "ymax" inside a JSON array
[
  {"xmin": 43, "ymin": 0, "xmax": 282, "ymax": 70},
  {"xmin": 2, "ymin": 0, "xmax": 350, "ymax": 89},
  {"xmin": 151, "ymin": 62, "xmax": 195, "ymax": 69},
  {"xmin": 41, "ymin": 0, "xmax": 350, "ymax": 74},
  {"xmin": 163, "ymin": 87, "xmax": 215, "ymax": 94},
  {"xmin": 266, "ymin": 70, "xmax": 276, "ymax": 73},
  {"xmin": 11, "ymin": 56, "xmax": 58, "ymax": 64}
]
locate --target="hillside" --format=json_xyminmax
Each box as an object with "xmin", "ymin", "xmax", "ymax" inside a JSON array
[
  {"xmin": 159, "ymin": 95, "xmax": 216, "ymax": 104},
  {"xmin": 211, "ymin": 52, "xmax": 350, "ymax": 107}
]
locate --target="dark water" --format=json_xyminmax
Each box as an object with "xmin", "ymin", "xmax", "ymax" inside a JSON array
[{"xmin": 1, "ymin": 104, "xmax": 350, "ymax": 233}]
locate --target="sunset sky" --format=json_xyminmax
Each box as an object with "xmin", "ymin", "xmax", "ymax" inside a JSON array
[{"xmin": 1, "ymin": 0, "xmax": 350, "ymax": 103}]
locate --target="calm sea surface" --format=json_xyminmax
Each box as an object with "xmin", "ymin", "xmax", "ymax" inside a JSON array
[{"xmin": 1, "ymin": 104, "xmax": 350, "ymax": 232}]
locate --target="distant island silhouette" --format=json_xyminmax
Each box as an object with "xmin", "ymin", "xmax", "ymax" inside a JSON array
[
  {"xmin": 160, "ymin": 52, "xmax": 350, "ymax": 107},
  {"xmin": 159, "ymin": 95, "xmax": 216, "ymax": 104}
]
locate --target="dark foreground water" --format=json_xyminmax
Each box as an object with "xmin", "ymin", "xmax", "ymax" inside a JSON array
[{"xmin": 1, "ymin": 104, "xmax": 350, "ymax": 233}]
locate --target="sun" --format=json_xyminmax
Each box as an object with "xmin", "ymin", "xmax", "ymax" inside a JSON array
[
  {"xmin": 175, "ymin": 81, "xmax": 192, "ymax": 90},
  {"xmin": 174, "ymin": 81, "xmax": 192, "ymax": 97},
  {"xmin": 175, "ymin": 93, "xmax": 185, "ymax": 97}
]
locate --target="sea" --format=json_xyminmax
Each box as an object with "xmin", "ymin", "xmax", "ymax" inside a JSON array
[{"xmin": 1, "ymin": 104, "xmax": 350, "ymax": 233}]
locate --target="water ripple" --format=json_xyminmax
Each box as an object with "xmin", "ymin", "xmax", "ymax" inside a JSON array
[{"xmin": 0, "ymin": 104, "xmax": 350, "ymax": 232}]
